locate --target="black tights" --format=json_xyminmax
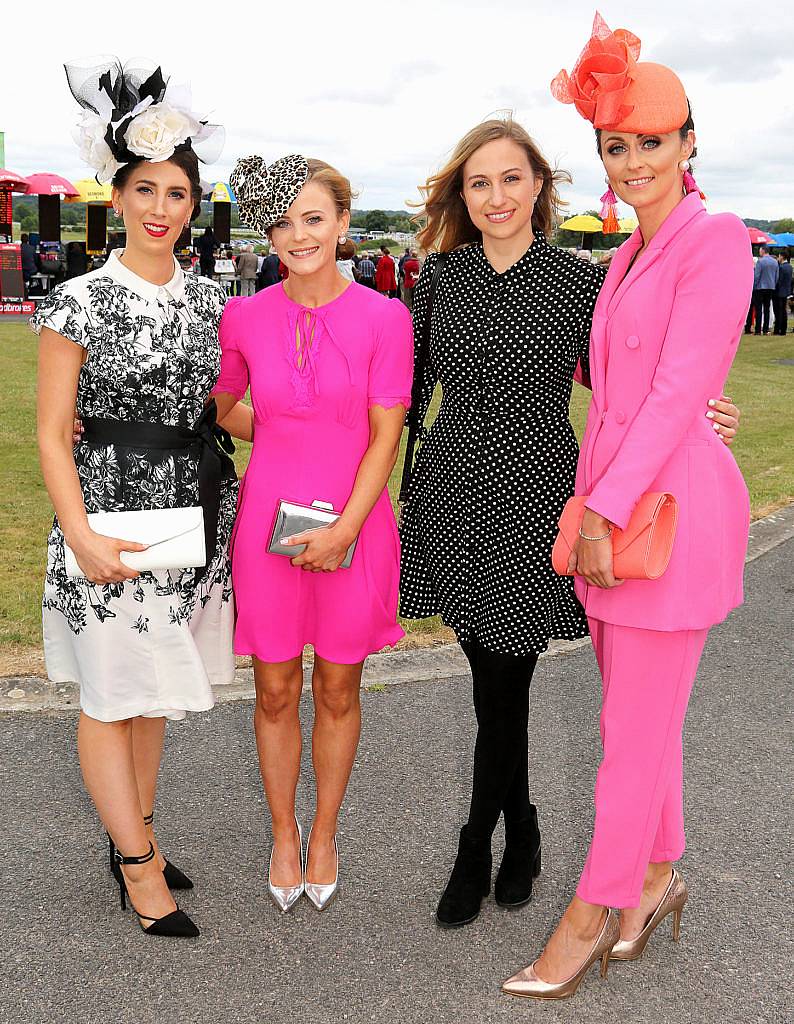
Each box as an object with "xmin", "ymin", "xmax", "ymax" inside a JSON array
[{"xmin": 459, "ymin": 637, "xmax": 539, "ymax": 842}]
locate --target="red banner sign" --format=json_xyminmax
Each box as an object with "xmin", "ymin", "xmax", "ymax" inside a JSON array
[{"xmin": 1, "ymin": 299, "xmax": 35, "ymax": 315}]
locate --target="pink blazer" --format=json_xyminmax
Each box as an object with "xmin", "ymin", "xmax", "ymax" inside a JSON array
[{"xmin": 574, "ymin": 193, "xmax": 754, "ymax": 631}]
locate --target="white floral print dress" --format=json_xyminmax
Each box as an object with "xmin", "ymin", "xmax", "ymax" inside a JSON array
[{"xmin": 30, "ymin": 251, "xmax": 237, "ymax": 722}]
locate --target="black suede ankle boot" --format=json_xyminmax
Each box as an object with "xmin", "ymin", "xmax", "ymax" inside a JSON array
[
  {"xmin": 494, "ymin": 807, "xmax": 542, "ymax": 908},
  {"xmin": 435, "ymin": 825, "xmax": 493, "ymax": 928}
]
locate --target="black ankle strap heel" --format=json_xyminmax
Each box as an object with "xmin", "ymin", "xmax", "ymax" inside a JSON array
[
  {"xmin": 114, "ymin": 842, "xmax": 199, "ymax": 938},
  {"xmin": 114, "ymin": 842, "xmax": 156, "ymax": 911},
  {"xmin": 107, "ymin": 811, "xmax": 194, "ymax": 892},
  {"xmin": 144, "ymin": 810, "xmax": 194, "ymax": 890}
]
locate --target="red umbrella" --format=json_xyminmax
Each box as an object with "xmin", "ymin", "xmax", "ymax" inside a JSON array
[
  {"xmin": 24, "ymin": 172, "xmax": 79, "ymax": 197},
  {"xmin": 747, "ymin": 227, "xmax": 775, "ymax": 245},
  {"xmin": 0, "ymin": 168, "xmax": 31, "ymax": 193}
]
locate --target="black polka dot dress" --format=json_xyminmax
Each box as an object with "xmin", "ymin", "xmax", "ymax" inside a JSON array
[{"xmin": 399, "ymin": 234, "xmax": 606, "ymax": 656}]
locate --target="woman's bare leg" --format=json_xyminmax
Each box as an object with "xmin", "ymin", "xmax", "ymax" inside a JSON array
[
  {"xmin": 253, "ymin": 655, "xmax": 304, "ymax": 886},
  {"xmin": 307, "ymin": 656, "xmax": 363, "ymax": 883},
  {"xmin": 131, "ymin": 716, "xmax": 168, "ymax": 869},
  {"xmin": 78, "ymin": 712, "xmax": 176, "ymax": 923}
]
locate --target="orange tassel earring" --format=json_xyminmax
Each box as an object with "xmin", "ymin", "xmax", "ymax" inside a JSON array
[{"xmin": 600, "ymin": 180, "xmax": 620, "ymax": 234}]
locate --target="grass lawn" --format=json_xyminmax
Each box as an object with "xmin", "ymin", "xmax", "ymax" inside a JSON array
[{"xmin": 1, "ymin": 322, "xmax": 792, "ymax": 668}]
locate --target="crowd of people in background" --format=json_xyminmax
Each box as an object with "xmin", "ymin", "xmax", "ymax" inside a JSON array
[
  {"xmin": 746, "ymin": 245, "xmax": 793, "ymax": 335},
  {"xmin": 186, "ymin": 228, "xmax": 425, "ymax": 313},
  {"xmin": 16, "ymin": 224, "xmax": 794, "ymax": 333}
]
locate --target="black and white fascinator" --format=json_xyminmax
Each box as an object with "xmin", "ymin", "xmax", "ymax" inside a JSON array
[
  {"xmin": 64, "ymin": 56, "xmax": 224, "ymax": 183},
  {"xmin": 230, "ymin": 154, "xmax": 310, "ymax": 232}
]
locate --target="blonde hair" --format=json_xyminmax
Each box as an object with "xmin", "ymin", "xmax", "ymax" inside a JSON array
[
  {"xmin": 303, "ymin": 158, "xmax": 358, "ymax": 261},
  {"xmin": 414, "ymin": 116, "xmax": 571, "ymax": 253},
  {"xmin": 305, "ymin": 158, "xmax": 356, "ymax": 217}
]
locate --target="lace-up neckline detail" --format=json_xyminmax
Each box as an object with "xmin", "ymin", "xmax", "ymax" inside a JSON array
[{"xmin": 285, "ymin": 295, "xmax": 356, "ymax": 407}]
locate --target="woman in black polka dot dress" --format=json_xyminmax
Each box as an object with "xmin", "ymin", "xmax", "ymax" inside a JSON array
[{"xmin": 399, "ymin": 117, "xmax": 739, "ymax": 929}]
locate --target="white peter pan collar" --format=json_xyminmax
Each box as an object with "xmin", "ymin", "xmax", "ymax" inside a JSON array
[{"xmin": 104, "ymin": 248, "xmax": 185, "ymax": 302}]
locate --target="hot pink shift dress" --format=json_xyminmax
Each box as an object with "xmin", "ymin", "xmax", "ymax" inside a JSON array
[{"xmin": 213, "ymin": 281, "xmax": 414, "ymax": 664}]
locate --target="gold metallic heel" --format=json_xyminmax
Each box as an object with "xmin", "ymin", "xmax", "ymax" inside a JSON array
[
  {"xmin": 502, "ymin": 909, "xmax": 620, "ymax": 1000},
  {"xmin": 610, "ymin": 869, "xmax": 688, "ymax": 962}
]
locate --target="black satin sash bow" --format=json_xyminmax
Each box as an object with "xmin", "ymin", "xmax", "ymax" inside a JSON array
[{"xmin": 81, "ymin": 400, "xmax": 237, "ymax": 582}]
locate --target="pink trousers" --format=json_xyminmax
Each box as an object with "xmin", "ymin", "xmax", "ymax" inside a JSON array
[{"xmin": 576, "ymin": 618, "xmax": 708, "ymax": 908}]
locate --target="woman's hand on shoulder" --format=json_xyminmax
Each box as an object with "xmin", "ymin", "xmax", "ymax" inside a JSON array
[
  {"xmin": 574, "ymin": 510, "xmax": 624, "ymax": 589},
  {"xmin": 282, "ymin": 521, "xmax": 356, "ymax": 573},
  {"xmin": 706, "ymin": 395, "xmax": 740, "ymax": 446},
  {"xmin": 66, "ymin": 527, "xmax": 147, "ymax": 584}
]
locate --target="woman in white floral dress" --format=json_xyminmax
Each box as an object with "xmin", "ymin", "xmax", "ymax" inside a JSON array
[{"xmin": 33, "ymin": 59, "xmax": 235, "ymax": 938}]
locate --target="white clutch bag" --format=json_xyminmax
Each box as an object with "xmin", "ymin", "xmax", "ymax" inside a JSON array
[{"xmin": 64, "ymin": 507, "xmax": 206, "ymax": 578}]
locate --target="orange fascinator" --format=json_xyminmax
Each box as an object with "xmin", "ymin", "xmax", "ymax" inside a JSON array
[{"xmin": 551, "ymin": 11, "xmax": 689, "ymax": 134}]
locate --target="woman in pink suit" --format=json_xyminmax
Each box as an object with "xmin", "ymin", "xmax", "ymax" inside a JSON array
[
  {"xmin": 213, "ymin": 155, "xmax": 413, "ymax": 914},
  {"xmin": 502, "ymin": 15, "xmax": 754, "ymax": 999}
]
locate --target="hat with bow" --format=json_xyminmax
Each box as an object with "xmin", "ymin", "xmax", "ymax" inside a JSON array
[
  {"xmin": 550, "ymin": 12, "xmax": 689, "ymax": 134},
  {"xmin": 230, "ymin": 154, "xmax": 310, "ymax": 233}
]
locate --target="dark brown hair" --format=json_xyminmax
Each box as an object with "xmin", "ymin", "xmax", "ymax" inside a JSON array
[
  {"xmin": 112, "ymin": 148, "xmax": 204, "ymax": 221},
  {"xmin": 413, "ymin": 116, "xmax": 571, "ymax": 253}
]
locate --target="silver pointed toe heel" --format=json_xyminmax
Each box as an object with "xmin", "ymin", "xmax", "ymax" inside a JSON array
[
  {"xmin": 304, "ymin": 831, "xmax": 338, "ymax": 912},
  {"xmin": 268, "ymin": 818, "xmax": 304, "ymax": 914}
]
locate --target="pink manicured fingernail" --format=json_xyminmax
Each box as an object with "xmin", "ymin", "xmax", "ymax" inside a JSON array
[
  {"xmin": 706, "ymin": 411, "xmax": 715, "ymax": 419},
  {"xmin": 712, "ymin": 422, "xmax": 720, "ymax": 431},
  {"xmin": 708, "ymin": 399, "xmax": 716, "ymax": 407},
  {"xmin": 280, "ymin": 536, "xmax": 291, "ymax": 544}
]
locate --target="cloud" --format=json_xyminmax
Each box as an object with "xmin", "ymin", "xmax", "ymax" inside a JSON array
[
  {"xmin": 2, "ymin": 0, "xmax": 792, "ymax": 220},
  {"xmin": 654, "ymin": 28, "xmax": 792, "ymax": 84},
  {"xmin": 306, "ymin": 60, "xmax": 440, "ymax": 106}
]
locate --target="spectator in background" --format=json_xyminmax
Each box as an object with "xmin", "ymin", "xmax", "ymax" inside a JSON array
[
  {"xmin": 398, "ymin": 247, "xmax": 410, "ymax": 293},
  {"xmin": 197, "ymin": 226, "xmax": 216, "ymax": 278},
  {"xmin": 401, "ymin": 249, "xmax": 420, "ymax": 309},
  {"xmin": 773, "ymin": 252, "xmax": 792, "ymax": 335},
  {"xmin": 257, "ymin": 248, "xmax": 281, "ymax": 290},
  {"xmin": 65, "ymin": 241, "xmax": 88, "ymax": 280},
  {"xmin": 375, "ymin": 244, "xmax": 397, "ymax": 297},
  {"xmin": 336, "ymin": 238, "xmax": 357, "ymax": 281},
  {"xmin": 236, "ymin": 243, "xmax": 259, "ymax": 297},
  {"xmin": 753, "ymin": 245, "xmax": 778, "ymax": 335},
  {"xmin": 358, "ymin": 251, "xmax": 376, "ymax": 288},
  {"xmin": 20, "ymin": 233, "xmax": 39, "ymax": 296}
]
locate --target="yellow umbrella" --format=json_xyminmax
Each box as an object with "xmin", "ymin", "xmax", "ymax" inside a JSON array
[
  {"xmin": 558, "ymin": 214, "xmax": 603, "ymax": 232},
  {"xmin": 206, "ymin": 181, "xmax": 235, "ymax": 203},
  {"xmin": 65, "ymin": 179, "xmax": 113, "ymax": 206},
  {"xmin": 558, "ymin": 213, "xmax": 605, "ymax": 249}
]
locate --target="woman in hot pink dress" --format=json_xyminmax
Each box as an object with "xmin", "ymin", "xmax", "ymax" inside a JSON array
[{"xmin": 213, "ymin": 155, "xmax": 412, "ymax": 913}]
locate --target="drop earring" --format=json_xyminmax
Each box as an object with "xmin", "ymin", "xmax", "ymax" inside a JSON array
[
  {"xmin": 679, "ymin": 159, "xmax": 705, "ymax": 200},
  {"xmin": 338, "ymin": 235, "xmax": 347, "ymax": 244},
  {"xmin": 599, "ymin": 178, "xmax": 619, "ymax": 234}
]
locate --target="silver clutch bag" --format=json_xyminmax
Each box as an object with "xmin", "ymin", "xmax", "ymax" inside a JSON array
[
  {"xmin": 64, "ymin": 507, "xmax": 206, "ymax": 578},
  {"xmin": 268, "ymin": 499, "xmax": 357, "ymax": 569}
]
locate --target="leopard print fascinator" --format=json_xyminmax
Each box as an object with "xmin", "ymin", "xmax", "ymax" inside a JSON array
[{"xmin": 230, "ymin": 153, "xmax": 310, "ymax": 232}]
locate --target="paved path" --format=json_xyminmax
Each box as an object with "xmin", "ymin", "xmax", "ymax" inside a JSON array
[{"xmin": 0, "ymin": 540, "xmax": 791, "ymax": 1024}]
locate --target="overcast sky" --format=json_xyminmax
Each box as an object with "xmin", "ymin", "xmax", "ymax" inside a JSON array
[{"xmin": 2, "ymin": 0, "xmax": 792, "ymax": 220}]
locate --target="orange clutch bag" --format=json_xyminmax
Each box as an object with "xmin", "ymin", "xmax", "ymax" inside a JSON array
[{"xmin": 552, "ymin": 492, "xmax": 678, "ymax": 581}]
